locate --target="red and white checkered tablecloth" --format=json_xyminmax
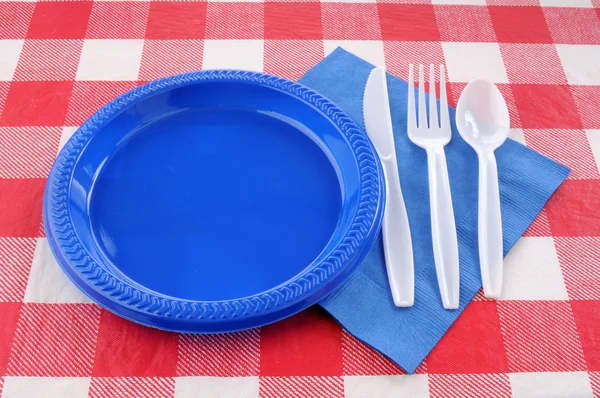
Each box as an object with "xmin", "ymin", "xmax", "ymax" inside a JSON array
[{"xmin": 0, "ymin": 0, "xmax": 599, "ymax": 397}]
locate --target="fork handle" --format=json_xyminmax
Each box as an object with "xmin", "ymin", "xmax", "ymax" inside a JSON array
[
  {"xmin": 426, "ymin": 147, "xmax": 460, "ymax": 310},
  {"xmin": 478, "ymin": 150, "xmax": 503, "ymax": 299}
]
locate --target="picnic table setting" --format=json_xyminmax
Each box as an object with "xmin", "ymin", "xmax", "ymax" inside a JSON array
[{"xmin": 1, "ymin": 0, "xmax": 600, "ymax": 397}]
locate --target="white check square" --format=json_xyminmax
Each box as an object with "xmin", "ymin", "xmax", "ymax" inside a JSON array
[
  {"xmin": 324, "ymin": 41, "xmax": 385, "ymax": 68},
  {"xmin": 509, "ymin": 128, "xmax": 526, "ymax": 145},
  {"xmin": 344, "ymin": 375, "xmax": 430, "ymax": 398},
  {"xmin": 57, "ymin": 126, "xmax": 79, "ymax": 154},
  {"xmin": 442, "ymin": 42, "xmax": 508, "ymax": 83},
  {"xmin": 2, "ymin": 377, "xmax": 91, "ymax": 398},
  {"xmin": 76, "ymin": 39, "xmax": 144, "ymax": 81},
  {"xmin": 502, "ymin": 237, "xmax": 568, "ymax": 300},
  {"xmin": 202, "ymin": 40, "xmax": 263, "ymax": 72},
  {"xmin": 539, "ymin": 0, "xmax": 593, "ymax": 6},
  {"xmin": 556, "ymin": 44, "xmax": 600, "ymax": 85},
  {"xmin": 24, "ymin": 238, "xmax": 92, "ymax": 304},
  {"xmin": 175, "ymin": 377, "xmax": 259, "ymax": 398},
  {"xmin": 509, "ymin": 372, "xmax": 594, "ymax": 398},
  {"xmin": 0, "ymin": 40, "xmax": 23, "ymax": 81},
  {"xmin": 586, "ymin": 129, "xmax": 600, "ymax": 173}
]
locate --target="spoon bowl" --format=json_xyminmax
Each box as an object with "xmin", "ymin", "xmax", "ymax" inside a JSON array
[{"xmin": 456, "ymin": 79, "xmax": 510, "ymax": 152}]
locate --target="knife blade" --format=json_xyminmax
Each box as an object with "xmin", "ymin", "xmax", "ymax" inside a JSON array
[{"xmin": 363, "ymin": 67, "xmax": 415, "ymax": 307}]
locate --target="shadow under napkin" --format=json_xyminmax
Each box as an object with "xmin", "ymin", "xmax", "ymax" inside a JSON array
[{"xmin": 302, "ymin": 48, "xmax": 570, "ymax": 374}]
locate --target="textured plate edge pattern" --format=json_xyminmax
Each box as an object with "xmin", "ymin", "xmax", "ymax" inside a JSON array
[{"xmin": 45, "ymin": 70, "xmax": 383, "ymax": 324}]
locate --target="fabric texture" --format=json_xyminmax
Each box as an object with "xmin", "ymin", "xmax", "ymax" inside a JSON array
[{"xmin": 0, "ymin": 1, "xmax": 600, "ymax": 397}]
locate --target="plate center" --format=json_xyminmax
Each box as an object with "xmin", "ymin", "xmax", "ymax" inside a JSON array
[{"xmin": 90, "ymin": 107, "xmax": 342, "ymax": 301}]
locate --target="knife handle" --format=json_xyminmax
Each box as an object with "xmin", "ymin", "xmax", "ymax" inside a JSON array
[
  {"xmin": 426, "ymin": 147, "xmax": 460, "ymax": 310},
  {"xmin": 380, "ymin": 156, "xmax": 414, "ymax": 307}
]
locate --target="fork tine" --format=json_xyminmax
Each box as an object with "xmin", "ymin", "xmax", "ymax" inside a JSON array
[
  {"xmin": 407, "ymin": 64, "xmax": 416, "ymax": 133},
  {"xmin": 418, "ymin": 64, "xmax": 427, "ymax": 129},
  {"xmin": 440, "ymin": 64, "xmax": 450, "ymax": 129},
  {"xmin": 428, "ymin": 64, "xmax": 438, "ymax": 129}
]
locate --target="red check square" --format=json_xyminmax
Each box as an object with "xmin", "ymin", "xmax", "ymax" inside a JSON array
[
  {"xmin": 500, "ymin": 44, "xmax": 567, "ymax": 84},
  {"xmin": 260, "ymin": 376, "xmax": 343, "ymax": 398},
  {"xmin": 378, "ymin": 4, "xmax": 440, "ymax": 42},
  {"xmin": 427, "ymin": 301, "xmax": 508, "ymax": 374},
  {"xmin": 0, "ymin": 238, "xmax": 36, "ymax": 302},
  {"xmin": 488, "ymin": 6, "xmax": 553, "ymax": 43},
  {"xmin": 591, "ymin": 372, "xmax": 600, "ymax": 398},
  {"xmin": 0, "ymin": 82, "xmax": 8, "ymax": 119},
  {"xmin": 321, "ymin": 4, "xmax": 381, "ymax": 40},
  {"xmin": 0, "ymin": 127, "xmax": 61, "ymax": 179},
  {"xmin": 0, "ymin": 3, "xmax": 35, "ymax": 39},
  {"xmin": 8, "ymin": 303, "xmax": 101, "ymax": 376},
  {"xmin": 0, "ymin": 302, "xmax": 21, "ymax": 374},
  {"xmin": 264, "ymin": 3, "xmax": 323, "ymax": 40},
  {"xmin": 429, "ymin": 374, "xmax": 511, "ymax": 398},
  {"xmin": 86, "ymin": 2, "xmax": 150, "ymax": 39},
  {"xmin": 0, "ymin": 81, "xmax": 73, "ymax": 127},
  {"xmin": 264, "ymin": 40, "xmax": 323, "ymax": 81},
  {"xmin": 570, "ymin": 300, "xmax": 600, "ymax": 371},
  {"xmin": 511, "ymin": 84, "xmax": 582, "ymax": 129},
  {"xmin": 92, "ymin": 310, "xmax": 178, "ymax": 377},
  {"xmin": 14, "ymin": 40, "xmax": 83, "ymax": 81},
  {"xmin": 471, "ymin": 289, "xmax": 492, "ymax": 302},
  {"xmin": 89, "ymin": 377, "xmax": 175, "ymax": 398},
  {"xmin": 206, "ymin": 3, "xmax": 263, "ymax": 40},
  {"xmin": 545, "ymin": 180, "xmax": 600, "ymax": 236},
  {"xmin": 544, "ymin": 8, "xmax": 600, "ymax": 45},
  {"xmin": 139, "ymin": 40, "xmax": 203, "ymax": 81},
  {"xmin": 498, "ymin": 301, "xmax": 586, "ymax": 372},
  {"xmin": 66, "ymin": 81, "xmax": 137, "ymax": 126},
  {"xmin": 342, "ymin": 330, "xmax": 405, "ymax": 376},
  {"xmin": 0, "ymin": 179, "xmax": 46, "ymax": 237},
  {"xmin": 260, "ymin": 307, "xmax": 343, "ymax": 376},
  {"xmin": 571, "ymin": 86, "xmax": 600, "ymax": 129},
  {"xmin": 497, "ymin": 84, "xmax": 521, "ymax": 128},
  {"xmin": 383, "ymin": 41, "xmax": 445, "ymax": 84},
  {"xmin": 435, "ymin": 5, "xmax": 496, "ymax": 42},
  {"xmin": 523, "ymin": 129, "xmax": 599, "ymax": 179},
  {"xmin": 523, "ymin": 209, "xmax": 552, "ymax": 237},
  {"xmin": 146, "ymin": 2, "xmax": 207, "ymax": 40},
  {"xmin": 377, "ymin": 0, "xmax": 431, "ymax": 3},
  {"xmin": 27, "ymin": 2, "xmax": 93, "ymax": 39},
  {"xmin": 555, "ymin": 237, "xmax": 600, "ymax": 300},
  {"xmin": 449, "ymin": 82, "xmax": 467, "ymax": 108},
  {"xmin": 177, "ymin": 329, "xmax": 259, "ymax": 376}
]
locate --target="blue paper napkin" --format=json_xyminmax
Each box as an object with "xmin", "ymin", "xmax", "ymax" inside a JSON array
[{"xmin": 301, "ymin": 48, "xmax": 570, "ymax": 374}]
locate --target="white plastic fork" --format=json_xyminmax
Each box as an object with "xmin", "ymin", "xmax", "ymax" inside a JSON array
[{"xmin": 407, "ymin": 64, "xmax": 460, "ymax": 310}]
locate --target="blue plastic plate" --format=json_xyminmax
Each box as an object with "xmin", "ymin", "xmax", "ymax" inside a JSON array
[{"xmin": 44, "ymin": 70, "xmax": 385, "ymax": 333}]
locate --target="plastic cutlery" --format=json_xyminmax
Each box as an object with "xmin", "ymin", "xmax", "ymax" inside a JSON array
[
  {"xmin": 363, "ymin": 67, "xmax": 415, "ymax": 307},
  {"xmin": 407, "ymin": 64, "xmax": 460, "ymax": 310},
  {"xmin": 456, "ymin": 79, "xmax": 509, "ymax": 299}
]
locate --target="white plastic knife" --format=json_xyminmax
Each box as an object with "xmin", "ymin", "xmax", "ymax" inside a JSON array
[{"xmin": 363, "ymin": 67, "xmax": 415, "ymax": 307}]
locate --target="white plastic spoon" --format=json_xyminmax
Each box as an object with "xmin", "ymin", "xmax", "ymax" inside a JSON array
[{"xmin": 456, "ymin": 79, "xmax": 510, "ymax": 299}]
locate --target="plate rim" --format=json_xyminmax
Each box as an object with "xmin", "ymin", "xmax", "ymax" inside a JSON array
[{"xmin": 44, "ymin": 69, "xmax": 385, "ymax": 332}]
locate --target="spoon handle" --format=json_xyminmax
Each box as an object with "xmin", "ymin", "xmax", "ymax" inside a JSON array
[
  {"xmin": 426, "ymin": 147, "xmax": 460, "ymax": 310},
  {"xmin": 478, "ymin": 151, "xmax": 504, "ymax": 298}
]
